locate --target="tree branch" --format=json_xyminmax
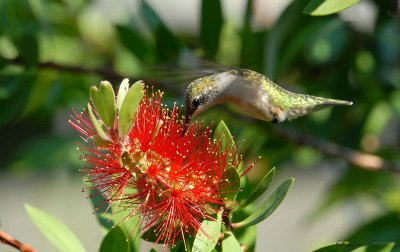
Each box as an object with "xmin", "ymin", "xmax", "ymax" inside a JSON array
[
  {"xmin": 7, "ymin": 57, "xmax": 182, "ymax": 95},
  {"xmin": 0, "ymin": 230, "xmax": 36, "ymax": 252},
  {"xmin": 7, "ymin": 57, "xmax": 399, "ymax": 172},
  {"xmin": 222, "ymin": 108, "xmax": 399, "ymax": 172},
  {"xmin": 275, "ymin": 126, "xmax": 400, "ymax": 172}
]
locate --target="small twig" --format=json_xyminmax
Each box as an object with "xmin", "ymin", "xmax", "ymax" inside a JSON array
[
  {"xmin": 275, "ymin": 126, "xmax": 400, "ymax": 172},
  {"xmin": 0, "ymin": 230, "xmax": 36, "ymax": 252},
  {"xmin": 7, "ymin": 57, "xmax": 182, "ymax": 95},
  {"xmin": 8, "ymin": 57, "xmax": 398, "ymax": 172},
  {"xmin": 220, "ymin": 108, "xmax": 399, "ymax": 172}
]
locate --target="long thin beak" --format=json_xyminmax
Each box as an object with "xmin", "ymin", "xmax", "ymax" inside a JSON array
[{"xmin": 182, "ymin": 114, "xmax": 191, "ymax": 136}]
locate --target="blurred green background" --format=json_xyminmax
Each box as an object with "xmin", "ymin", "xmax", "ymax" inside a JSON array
[{"xmin": 0, "ymin": 0, "xmax": 399, "ymax": 251}]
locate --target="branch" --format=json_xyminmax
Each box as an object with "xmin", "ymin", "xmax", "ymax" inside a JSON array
[
  {"xmin": 220, "ymin": 108, "xmax": 399, "ymax": 172},
  {"xmin": 275, "ymin": 126, "xmax": 400, "ymax": 172},
  {"xmin": 7, "ymin": 57, "xmax": 398, "ymax": 172},
  {"xmin": 0, "ymin": 230, "xmax": 36, "ymax": 252},
  {"xmin": 7, "ymin": 57, "xmax": 182, "ymax": 95}
]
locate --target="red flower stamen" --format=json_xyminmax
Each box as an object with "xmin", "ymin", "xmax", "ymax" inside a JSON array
[{"xmin": 70, "ymin": 86, "xmax": 248, "ymax": 247}]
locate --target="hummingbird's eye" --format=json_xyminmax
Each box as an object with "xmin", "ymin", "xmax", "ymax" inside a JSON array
[{"xmin": 192, "ymin": 98, "xmax": 200, "ymax": 108}]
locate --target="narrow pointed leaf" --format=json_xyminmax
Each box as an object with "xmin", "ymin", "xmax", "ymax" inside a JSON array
[
  {"xmin": 118, "ymin": 81, "xmax": 145, "ymax": 138},
  {"xmin": 90, "ymin": 81, "xmax": 116, "ymax": 129},
  {"xmin": 117, "ymin": 79, "xmax": 130, "ymax": 112},
  {"xmin": 214, "ymin": 120, "xmax": 235, "ymax": 148},
  {"xmin": 236, "ymin": 168, "xmax": 276, "ymax": 211},
  {"xmin": 233, "ymin": 178, "xmax": 294, "ymax": 229},
  {"xmin": 100, "ymin": 226, "xmax": 129, "ymax": 252},
  {"xmin": 141, "ymin": 224, "xmax": 166, "ymax": 244},
  {"xmin": 200, "ymin": 0, "xmax": 223, "ymax": 59},
  {"xmin": 25, "ymin": 204, "xmax": 86, "ymax": 252},
  {"xmin": 352, "ymin": 243, "xmax": 395, "ymax": 252},
  {"xmin": 83, "ymin": 176, "xmax": 113, "ymax": 233},
  {"xmin": 141, "ymin": 0, "xmax": 162, "ymax": 30},
  {"xmin": 312, "ymin": 242, "xmax": 395, "ymax": 252},
  {"xmin": 222, "ymin": 231, "xmax": 242, "ymax": 252},
  {"xmin": 116, "ymin": 25, "xmax": 151, "ymax": 61},
  {"xmin": 111, "ymin": 192, "xmax": 141, "ymax": 251},
  {"xmin": 15, "ymin": 33, "xmax": 39, "ymax": 66},
  {"xmin": 155, "ymin": 25, "xmax": 180, "ymax": 60},
  {"xmin": 304, "ymin": 0, "xmax": 359, "ymax": 16},
  {"xmin": 88, "ymin": 103, "xmax": 111, "ymax": 141},
  {"xmin": 193, "ymin": 213, "xmax": 222, "ymax": 252},
  {"xmin": 219, "ymin": 167, "xmax": 241, "ymax": 203},
  {"xmin": 235, "ymin": 224, "xmax": 256, "ymax": 252}
]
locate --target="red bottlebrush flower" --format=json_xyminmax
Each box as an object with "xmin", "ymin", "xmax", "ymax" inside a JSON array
[{"xmin": 69, "ymin": 81, "xmax": 244, "ymax": 248}]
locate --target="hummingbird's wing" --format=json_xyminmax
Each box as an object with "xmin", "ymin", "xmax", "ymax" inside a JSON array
[{"xmin": 143, "ymin": 57, "xmax": 234, "ymax": 89}]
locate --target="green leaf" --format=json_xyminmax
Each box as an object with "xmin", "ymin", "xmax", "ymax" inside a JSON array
[
  {"xmin": 90, "ymin": 81, "xmax": 116, "ymax": 129},
  {"xmin": 200, "ymin": 0, "xmax": 223, "ymax": 59},
  {"xmin": 100, "ymin": 226, "xmax": 130, "ymax": 252},
  {"xmin": 111, "ymin": 196, "xmax": 141, "ymax": 251},
  {"xmin": 354, "ymin": 243, "xmax": 395, "ymax": 252},
  {"xmin": 155, "ymin": 25, "xmax": 180, "ymax": 60},
  {"xmin": 193, "ymin": 214, "xmax": 222, "ymax": 252},
  {"xmin": 233, "ymin": 178, "xmax": 294, "ymax": 229},
  {"xmin": 140, "ymin": 0, "xmax": 180, "ymax": 60},
  {"xmin": 141, "ymin": 0, "xmax": 162, "ymax": 30},
  {"xmin": 362, "ymin": 102, "xmax": 393, "ymax": 135},
  {"xmin": 0, "ymin": 73, "xmax": 34, "ymax": 126},
  {"xmin": 87, "ymin": 187, "xmax": 114, "ymax": 232},
  {"xmin": 117, "ymin": 78, "xmax": 130, "ymax": 112},
  {"xmin": 236, "ymin": 168, "xmax": 276, "ymax": 211},
  {"xmin": 313, "ymin": 242, "xmax": 396, "ymax": 252},
  {"xmin": 304, "ymin": 0, "xmax": 359, "ymax": 16},
  {"xmin": 116, "ymin": 25, "xmax": 152, "ymax": 62},
  {"xmin": 222, "ymin": 232, "xmax": 242, "ymax": 252},
  {"xmin": 88, "ymin": 103, "xmax": 111, "ymax": 141},
  {"xmin": 141, "ymin": 224, "xmax": 166, "ymax": 244},
  {"xmin": 149, "ymin": 249, "xmax": 158, "ymax": 252},
  {"xmin": 25, "ymin": 204, "xmax": 86, "ymax": 252},
  {"xmin": 118, "ymin": 80, "xmax": 145, "ymax": 139},
  {"xmin": 214, "ymin": 120, "xmax": 235, "ymax": 149},
  {"xmin": 234, "ymin": 225, "xmax": 256, "ymax": 252},
  {"xmin": 219, "ymin": 167, "xmax": 241, "ymax": 203},
  {"xmin": 15, "ymin": 33, "xmax": 39, "ymax": 66}
]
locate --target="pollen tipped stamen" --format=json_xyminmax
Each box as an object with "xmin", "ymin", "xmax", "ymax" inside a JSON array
[{"xmin": 70, "ymin": 83, "xmax": 254, "ymax": 248}]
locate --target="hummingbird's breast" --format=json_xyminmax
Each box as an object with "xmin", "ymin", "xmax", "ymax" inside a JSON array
[{"xmin": 215, "ymin": 70, "xmax": 285, "ymax": 122}]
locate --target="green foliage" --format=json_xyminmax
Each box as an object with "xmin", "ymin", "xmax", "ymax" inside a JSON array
[
  {"xmin": 200, "ymin": 0, "xmax": 223, "ymax": 59},
  {"xmin": 193, "ymin": 214, "xmax": 222, "ymax": 252},
  {"xmin": 235, "ymin": 168, "xmax": 276, "ymax": 211},
  {"xmin": 222, "ymin": 231, "xmax": 242, "ymax": 252},
  {"xmin": 90, "ymin": 81, "xmax": 116, "ymax": 129},
  {"xmin": 233, "ymin": 178, "xmax": 294, "ymax": 229},
  {"xmin": 100, "ymin": 226, "xmax": 130, "ymax": 252},
  {"xmin": 313, "ymin": 242, "xmax": 396, "ymax": 252},
  {"xmin": 25, "ymin": 204, "xmax": 86, "ymax": 252},
  {"xmin": 214, "ymin": 120, "xmax": 235, "ymax": 148},
  {"xmin": 219, "ymin": 166, "xmax": 241, "ymax": 203},
  {"xmin": 304, "ymin": 0, "xmax": 360, "ymax": 16},
  {"xmin": 140, "ymin": 0, "xmax": 180, "ymax": 60},
  {"xmin": 118, "ymin": 80, "xmax": 145, "ymax": 138},
  {"xmin": 1, "ymin": 0, "xmax": 399, "ymax": 251}
]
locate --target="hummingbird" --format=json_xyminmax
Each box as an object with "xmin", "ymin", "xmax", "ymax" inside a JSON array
[{"xmin": 184, "ymin": 68, "xmax": 352, "ymax": 128}]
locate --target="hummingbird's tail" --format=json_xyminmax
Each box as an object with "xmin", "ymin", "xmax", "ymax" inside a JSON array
[
  {"xmin": 285, "ymin": 95, "xmax": 353, "ymax": 121},
  {"xmin": 319, "ymin": 98, "xmax": 353, "ymax": 106}
]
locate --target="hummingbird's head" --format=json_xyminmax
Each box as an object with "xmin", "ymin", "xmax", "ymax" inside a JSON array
[{"xmin": 183, "ymin": 75, "xmax": 218, "ymax": 130}]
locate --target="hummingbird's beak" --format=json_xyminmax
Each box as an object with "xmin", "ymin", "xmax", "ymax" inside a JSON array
[{"xmin": 182, "ymin": 108, "xmax": 193, "ymax": 136}]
